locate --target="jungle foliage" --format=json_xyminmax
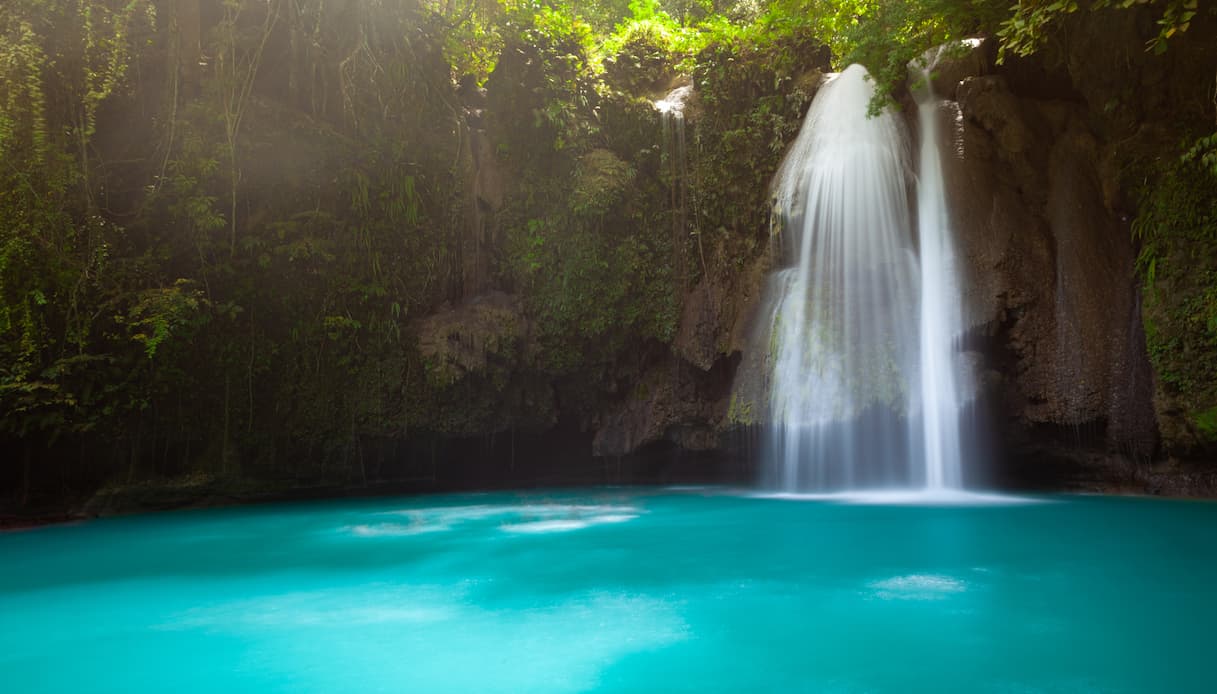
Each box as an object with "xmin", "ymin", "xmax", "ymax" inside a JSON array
[
  {"xmin": 0, "ymin": 0, "xmax": 827, "ymax": 501},
  {"xmin": 1, "ymin": 0, "xmax": 1214, "ymax": 505}
]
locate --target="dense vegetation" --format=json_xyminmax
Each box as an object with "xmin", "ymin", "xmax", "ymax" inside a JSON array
[
  {"xmin": 1136, "ymin": 153, "xmax": 1217, "ymax": 444},
  {"xmin": 1, "ymin": 0, "xmax": 1214, "ymax": 509}
]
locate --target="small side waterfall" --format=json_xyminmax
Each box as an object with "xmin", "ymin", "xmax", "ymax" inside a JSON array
[
  {"xmin": 912, "ymin": 49, "xmax": 971, "ymax": 491},
  {"xmin": 755, "ymin": 60, "xmax": 975, "ymax": 493},
  {"xmin": 656, "ymin": 85, "xmax": 693, "ymax": 284}
]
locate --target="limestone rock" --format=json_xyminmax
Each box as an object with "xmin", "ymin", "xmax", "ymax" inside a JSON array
[
  {"xmin": 944, "ymin": 70, "xmax": 1157, "ymax": 456},
  {"xmin": 591, "ymin": 359, "xmax": 734, "ymax": 457},
  {"xmin": 917, "ymin": 38, "xmax": 994, "ymax": 100},
  {"xmin": 417, "ymin": 292, "xmax": 528, "ymax": 385},
  {"xmin": 673, "ymin": 249, "xmax": 770, "ymax": 372}
]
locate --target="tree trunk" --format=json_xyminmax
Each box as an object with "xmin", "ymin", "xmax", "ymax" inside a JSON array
[
  {"xmin": 21, "ymin": 441, "xmax": 32, "ymax": 508},
  {"xmin": 287, "ymin": 0, "xmax": 301, "ymax": 108},
  {"xmin": 229, "ymin": 149, "xmax": 238, "ymax": 257},
  {"xmin": 248, "ymin": 312, "xmax": 255, "ymax": 434},
  {"xmin": 222, "ymin": 374, "xmax": 231, "ymax": 475},
  {"xmin": 127, "ymin": 413, "xmax": 142, "ymax": 483}
]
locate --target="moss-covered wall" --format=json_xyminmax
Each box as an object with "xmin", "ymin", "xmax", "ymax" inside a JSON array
[{"xmin": 1135, "ymin": 158, "xmax": 1217, "ymax": 451}]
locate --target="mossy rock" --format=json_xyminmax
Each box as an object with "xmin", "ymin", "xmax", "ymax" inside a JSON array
[
  {"xmin": 570, "ymin": 149, "xmax": 635, "ymax": 218},
  {"xmin": 1195, "ymin": 405, "xmax": 1217, "ymax": 441},
  {"xmin": 416, "ymin": 292, "xmax": 526, "ymax": 386},
  {"xmin": 603, "ymin": 23, "xmax": 679, "ymax": 95}
]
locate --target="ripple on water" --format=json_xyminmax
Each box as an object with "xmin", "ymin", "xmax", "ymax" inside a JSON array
[
  {"xmin": 343, "ymin": 503, "xmax": 643, "ymax": 537},
  {"xmin": 163, "ymin": 585, "xmax": 462, "ymax": 630},
  {"xmin": 501, "ymin": 514, "xmax": 640, "ymax": 534},
  {"xmin": 345, "ymin": 521, "xmax": 450, "ymax": 537},
  {"xmin": 869, "ymin": 574, "xmax": 966, "ymax": 600}
]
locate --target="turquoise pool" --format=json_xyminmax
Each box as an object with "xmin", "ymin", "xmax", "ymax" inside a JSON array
[{"xmin": 3, "ymin": 489, "xmax": 1215, "ymax": 692}]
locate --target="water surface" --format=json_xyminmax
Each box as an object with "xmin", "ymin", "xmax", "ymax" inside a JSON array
[{"xmin": 3, "ymin": 489, "xmax": 1215, "ymax": 692}]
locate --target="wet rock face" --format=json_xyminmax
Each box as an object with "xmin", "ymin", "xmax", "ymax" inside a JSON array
[
  {"xmin": 415, "ymin": 292, "xmax": 561, "ymax": 437},
  {"xmin": 1045, "ymin": 130, "xmax": 1131, "ymax": 423},
  {"xmin": 921, "ymin": 38, "xmax": 995, "ymax": 101},
  {"xmin": 594, "ymin": 250, "xmax": 766, "ymax": 457},
  {"xmin": 592, "ymin": 355, "xmax": 738, "ymax": 457},
  {"xmin": 417, "ymin": 291, "xmax": 527, "ymax": 385},
  {"xmin": 673, "ymin": 251, "xmax": 770, "ymax": 373},
  {"xmin": 943, "ymin": 69, "xmax": 1158, "ymax": 458},
  {"xmin": 940, "ymin": 9, "xmax": 1217, "ymax": 462}
]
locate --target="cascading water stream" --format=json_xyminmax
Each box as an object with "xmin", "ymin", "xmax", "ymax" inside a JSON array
[
  {"xmin": 912, "ymin": 48, "xmax": 972, "ymax": 491},
  {"xmin": 757, "ymin": 60, "xmax": 975, "ymax": 493},
  {"xmin": 764, "ymin": 65, "xmax": 921, "ymax": 490}
]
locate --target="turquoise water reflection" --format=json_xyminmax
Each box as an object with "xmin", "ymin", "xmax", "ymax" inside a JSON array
[{"xmin": 3, "ymin": 489, "xmax": 1215, "ymax": 692}]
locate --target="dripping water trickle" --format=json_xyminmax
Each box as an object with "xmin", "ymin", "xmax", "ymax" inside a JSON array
[{"xmin": 656, "ymin": 84, "xmax": 693, "ymax": 286}]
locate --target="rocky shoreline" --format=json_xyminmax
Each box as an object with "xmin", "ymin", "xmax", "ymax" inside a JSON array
[{"xmin": 5, "ymin": 443, "xmax": 1213, "ymax": 531}]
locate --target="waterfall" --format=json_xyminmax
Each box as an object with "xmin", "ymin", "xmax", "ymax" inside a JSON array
[
  {"xmin": 912, "ymin": 48, "xmax": 971, "ymax": 490},
  {"xmin": 756, "ymin": 61, "xmax": 974, "ymax": 493},
  {"xmin": 656, "ymin": 85, "xmax": 693, "ymax": 284},
  {"xmin": 764, "ymin": 65, "xmax": 921, "ymax": 490}
]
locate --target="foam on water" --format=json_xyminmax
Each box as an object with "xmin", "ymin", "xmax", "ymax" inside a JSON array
[
  {"xmin": 869, "ymin": 574, "xmax": 967, "ymax": 600},
  {"xmin": 346, "ymin": 503, "xmax": 643, "ymax": 537},
  {"xmin": 747, "ymin": 489, "xmax": 1040, "ymax": 506},
  {"xmin": 501, "ymin": 514, "xmax": 639, "ymax": 534},
  {"xmin": 385, "ymin": 503, "xmax": 638, "ymax": 519},
  {"xmin": 346, "ymin": 521, "xmax": 451, "ymax": 537}
]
